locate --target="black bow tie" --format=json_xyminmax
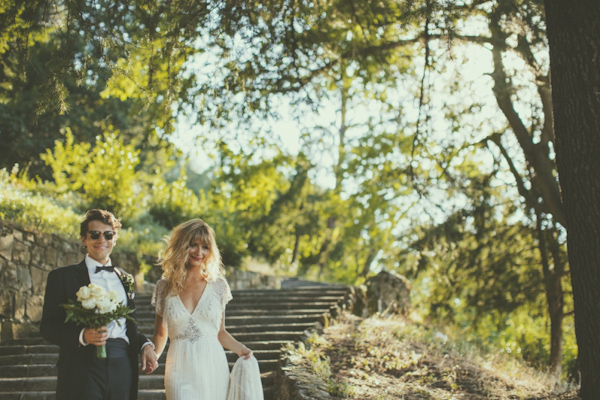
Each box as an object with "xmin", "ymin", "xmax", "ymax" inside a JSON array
[{"xmin": 95, "ymin": 265, "xmax": 115, "ymax": 273}]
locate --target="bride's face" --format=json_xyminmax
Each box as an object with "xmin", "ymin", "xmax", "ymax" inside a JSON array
[{"xmin": 187, "ymin": 240, "xmax": 210, "ymax": 268}]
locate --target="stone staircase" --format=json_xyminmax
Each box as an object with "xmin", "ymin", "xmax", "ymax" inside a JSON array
[{"xmin": 0, "ymin": 281, "xmax": 350, "ymax": 400}]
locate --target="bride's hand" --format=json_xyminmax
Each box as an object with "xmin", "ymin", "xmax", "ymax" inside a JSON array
[{"xmin": 238, "ymin": 345, "xmax": 253, "ymax": 360}]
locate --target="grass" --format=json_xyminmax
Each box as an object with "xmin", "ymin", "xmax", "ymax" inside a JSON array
[
  {"xmin": 0, "ymin": 169, "xmax": 81, "ymax": 238},
  {"xmin": 286, "ymin": 312, "xmax": 579, "ymax": 400}
]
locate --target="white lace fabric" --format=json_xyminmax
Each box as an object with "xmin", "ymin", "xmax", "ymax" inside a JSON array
[{"xmin": 227, "ymin": 356, "xmax": 264, "ymax": 400}]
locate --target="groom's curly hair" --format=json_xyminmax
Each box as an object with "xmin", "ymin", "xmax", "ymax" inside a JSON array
[{"xmin": 80, "ymin": 209, "xmax": 122, "ymax": 237}]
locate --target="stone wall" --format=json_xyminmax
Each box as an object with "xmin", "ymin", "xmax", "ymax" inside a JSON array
[
  {"xmin": 226, "ymin": 268, "xmax": 281, "ymax": 290},
  {"xmin": 274, "ymin": 349, "xmax": 333, "ymax": 400},
  {"xmin": 0, "ymin": 221, "xmax": 140, "ymax": 343}
]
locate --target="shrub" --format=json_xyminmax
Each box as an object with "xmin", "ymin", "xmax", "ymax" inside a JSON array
[
  {"xmin": 148, "ymin": 175, "xmax": 207, "ymax": 230},
  {"xmin": 41, "ymin": 128, "xmax": 144, "ymax": 220}
]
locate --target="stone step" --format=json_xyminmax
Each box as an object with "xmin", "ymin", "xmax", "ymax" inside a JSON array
[
  {"xmin": 134, "ymin": 305, "xmax": 338, "ymax": 317},
  {"xmin": 136, "ymin": 320, "xmax": 318, "ymax": 334},
  {"xmin": 135, "ymin": 287, "xmax": 349, "ymax": 300},
  {"xmin": 0, "ymin": 353, "xmax": 58, "ymax": 366},
  {"xmin": 0, "ymin": 364, "xmax": 58, "ymax": 377},
  {"xmin": 0, "ymin": 377, "xmax": 57, "ymax": 392},
  {"xmin": 226, "ymin": 302, "xmax": 341, "ymax": 310},
  {"xmin": 2, "ymin": 337, "xmax": 46, "ymax": 346},
  {"xmin": 137, "ymin": 370, "xmax": 276, "ymax": 389},
  {"xmin": 225, "ymin": 309, "xmax": 332, "ymax": 316},
  {"xmin": 133, "ymin": 308, "xmax": 332, "ymax": 318},
  {"xmin": 135, "ymin": 313, "xmax": 326, "ymax": 327},
  {"xmin": 226, "ymin": 314, "xmax": 327, "ymax": 325},
  {"xmin": 0, "ymin": 348, "xmax": 282, "ymax": 375},
  {"xmin": 0, "ymin": 370, "xmax": 277, "ymax": 392},
  {"xmin": 133, "ymin": 293, "xmax": 348, "ymax": 308},
  {"xmin": 225, "ymin": 322, "xmax": 320, "ymax": 334},
  {"xmin": 153, "ymin": 350, "xmax": 281, "ymax": 365},
  {"xmin": 230, "ymin": 290, "xmax": 346, "ymax": 303},
  {"xmin": 136, "ymin": 385, "xmax": 277, "ymax": 400},
  {"xmin": 234, "ymin": 287, "xmax": 349, "ymax": 293},
  {"xmin": 134, "ymin": 299, "xmax": 341, "ymax": 312},
  {"xmin": 219, "ymin": 331, "xmax": 305, "ymax": 342},
  {"xmin": 0, "ymin": 340, "xmax": 290, "ymax": 357},
  {"xmin": 0, "ymin": 393, "xmax": 54, "ymax": 400},
  {"xmin": 230, "ymin": 295, "xmax": 347, "ymax": 302},
  {"xmin": 0, "ymin": 344, "xmax": 57, "ymax": 356}
]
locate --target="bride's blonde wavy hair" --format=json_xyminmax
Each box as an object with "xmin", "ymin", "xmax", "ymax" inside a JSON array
[{"xmin": 159, "ymin": 219, "xmax": 224, "ymax": 295}]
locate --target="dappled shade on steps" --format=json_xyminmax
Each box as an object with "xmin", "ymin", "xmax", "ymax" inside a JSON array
[{"xmin": 0, "ymin": 280, "xmax": 350, "ymax": 400}]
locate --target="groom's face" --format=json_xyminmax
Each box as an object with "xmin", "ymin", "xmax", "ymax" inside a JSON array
[{"xmin": 81, "ymin": 220, "xmax": 118, "ymax": 265}]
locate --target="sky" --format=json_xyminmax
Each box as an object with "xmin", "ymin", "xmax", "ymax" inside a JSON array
[{"xmin": 170, "ymin": 38, "xmax": 501, "ymax": 185}]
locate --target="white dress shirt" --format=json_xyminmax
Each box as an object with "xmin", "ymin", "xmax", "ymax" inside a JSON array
[{"xmin": 79, "ymin": 255, "xmax": 129, "ymax": 344}]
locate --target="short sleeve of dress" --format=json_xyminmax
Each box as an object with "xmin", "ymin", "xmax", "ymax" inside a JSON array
[
  {"xmin": 151, "ymin": 279, "xmax": 168, "ymax": 317},
  {"xmin": 215, "ymin": 277, "xmax": 233, "ymax": 310}
]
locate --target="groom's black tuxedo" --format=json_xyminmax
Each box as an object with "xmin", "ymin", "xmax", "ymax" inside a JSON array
[{"xmin": 40, "ymin": 260, "xmax": 147, "ymax": 400}]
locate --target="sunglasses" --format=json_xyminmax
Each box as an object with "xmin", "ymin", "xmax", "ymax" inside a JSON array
[{"xmin": 88, "ymin": 230, "xmax": 116, "ymax": 240}]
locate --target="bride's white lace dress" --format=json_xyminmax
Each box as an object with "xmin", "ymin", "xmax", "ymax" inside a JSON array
[{"xmin": 152, "ymin": 277, "xmax": 232, "ymax": 400}]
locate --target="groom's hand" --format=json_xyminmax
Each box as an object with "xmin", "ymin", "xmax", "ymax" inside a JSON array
[
  {"xmin": 83, "ymin": 327, "xmax": 108, "ymax": 346},
  {"xmin": 141, "ymin": 345, "xmax": 158, "ymax": 374}
]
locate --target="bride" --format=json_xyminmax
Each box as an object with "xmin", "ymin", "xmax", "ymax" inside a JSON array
[{"xmin": 150, "ymin": 219, "xmax": 258, "ymax": 399}]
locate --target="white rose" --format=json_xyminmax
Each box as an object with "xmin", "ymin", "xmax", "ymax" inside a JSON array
[
  {"xmin": 76, "ymin": 286, "xmax": 91, "ymax": 301},
  {"xmin": 81, "ymin": 298, "xmax": 96, "ymax": 310},
  {"xmin": 96, "ymin": 296, "xmax": 111, "ymax": 313},
  {"xmin": 107, "ymin": 290, "xmax": 119, "ymax": 302},
  {"xmin": 98, "ymin": 300, "xmax": 117, "ymax": 314},
  {"xmin": 89, "ymin": 283, "xmax": 106, "ymax": 298}
]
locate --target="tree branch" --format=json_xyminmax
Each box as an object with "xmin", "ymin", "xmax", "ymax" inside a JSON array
[{"xmin": 489, "ymin": 16, "xmax": 565, "ymax": 227}]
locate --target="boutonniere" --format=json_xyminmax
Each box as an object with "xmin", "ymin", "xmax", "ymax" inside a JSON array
[{"xmin": 117, "ymin": 270, "xmax": 135, "ymax": 299}]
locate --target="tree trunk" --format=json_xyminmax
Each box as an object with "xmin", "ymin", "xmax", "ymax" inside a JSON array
[
  {"xmin": 537, "ymin": 218, "xmax": 564, "ymax": 375},
  {"xmin": 547, "ymin": 227, "xmax": 567, "ymax": 376},
  {"xmin": 546, "ymin": 270, "xmax": 564, "ymax": 376},
  {"xmin": 544, "ymin": 1, "xmax": 600, "ymax": 397},
  {"xmin": 360, "ymin": 248, "xmax": 378, "ymax": 277},
  {"xmin": 291, "ymin": 231, "xmax": 300, "ymax": 267}
]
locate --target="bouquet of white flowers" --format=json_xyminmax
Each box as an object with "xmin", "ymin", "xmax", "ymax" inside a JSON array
[{"xmin": 62, "ymin": 283, "xmax": 134, "ymax": 358}]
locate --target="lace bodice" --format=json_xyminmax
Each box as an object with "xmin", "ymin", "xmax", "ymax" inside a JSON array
[{"xmin": 151, "ymin": 277, "xmax": 232, "ymax": 341}]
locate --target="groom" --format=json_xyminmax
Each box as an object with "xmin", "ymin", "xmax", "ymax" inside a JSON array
[{"xmin": 40, "ymin": 209, "xmax": 158, "ymax": 400}]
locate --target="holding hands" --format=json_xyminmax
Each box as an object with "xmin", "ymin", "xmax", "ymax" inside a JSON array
[{"xmin": 141, "ymin": 342, "xmax": 159, "ymax": 374}]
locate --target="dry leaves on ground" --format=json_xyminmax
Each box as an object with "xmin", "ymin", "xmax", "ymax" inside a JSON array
[{"xmin": 307, "ymin": 312, "xmax": 578, "ymax": 400}]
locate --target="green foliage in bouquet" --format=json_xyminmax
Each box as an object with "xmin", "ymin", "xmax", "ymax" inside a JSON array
[
  {"xmin": 62, "ymin": 299, "xmax": 135, "ymax": 329},
  {"xmin": 62, "ymin": 284, "xmax": 135, "ymax": 329}
]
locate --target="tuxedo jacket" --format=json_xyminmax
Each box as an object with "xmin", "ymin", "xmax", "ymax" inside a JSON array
[{"xmin": 40, "ymin": 260, "xmax": 148, "ymax": 400}]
